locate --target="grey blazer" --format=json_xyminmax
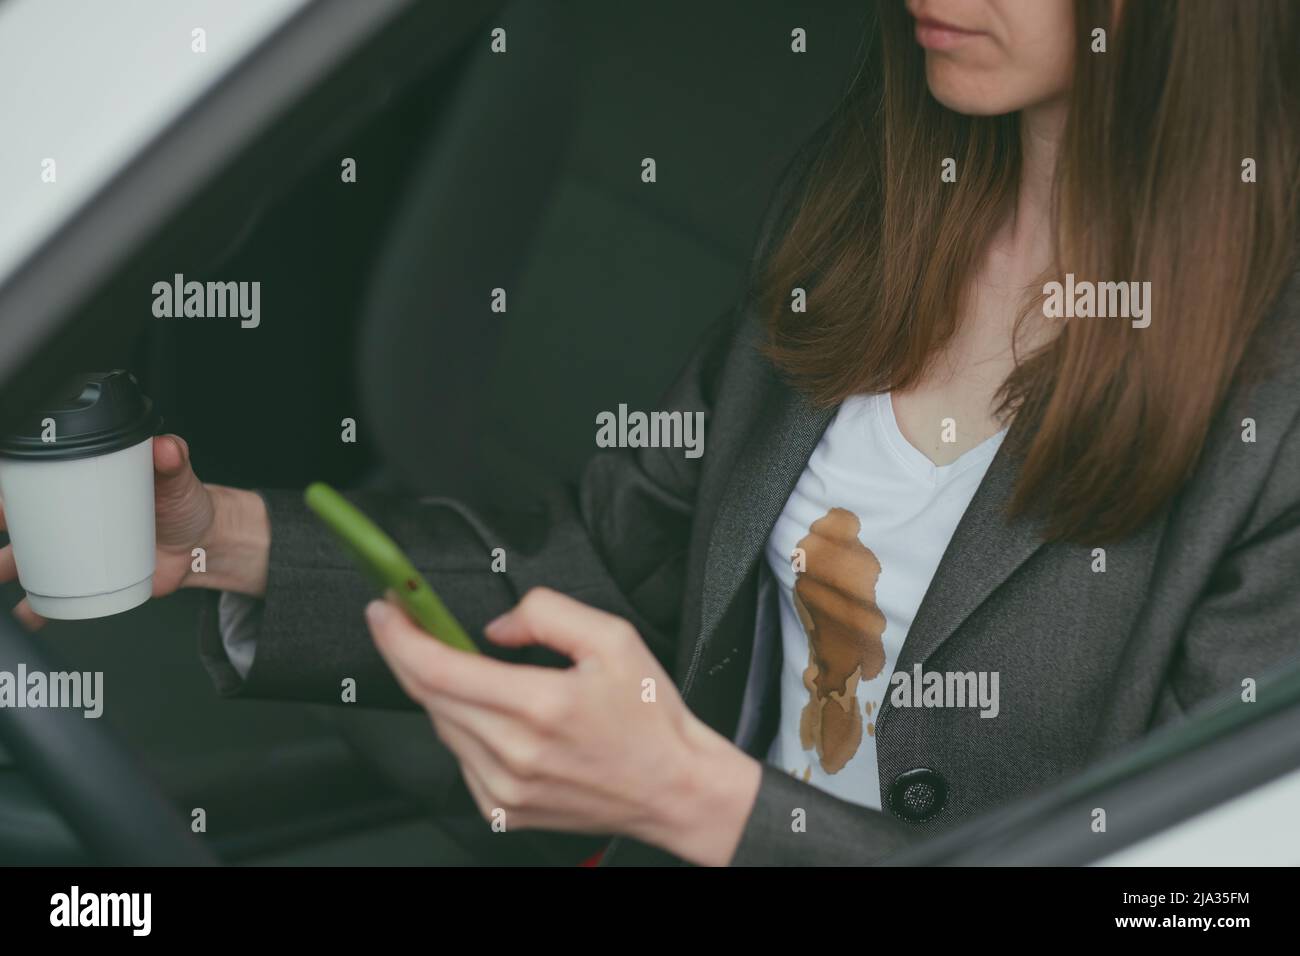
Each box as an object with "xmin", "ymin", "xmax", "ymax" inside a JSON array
[{"xmin": 197, "ymin": 132, "xmax": 1300, "ymax": 866}]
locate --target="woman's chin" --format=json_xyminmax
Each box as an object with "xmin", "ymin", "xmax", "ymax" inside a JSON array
[
  {"xmin": 924, "ymin": 64, "xmax": 1022, "ymax": 116},
  {"xmin": 926, "ymin": 84, "xmax": 1015, "ymax": 117}
]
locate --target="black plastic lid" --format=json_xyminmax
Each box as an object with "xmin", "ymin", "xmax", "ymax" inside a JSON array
[{"xmin": 0, "ymin": 370, "xmax": 163, "ymax": 461}]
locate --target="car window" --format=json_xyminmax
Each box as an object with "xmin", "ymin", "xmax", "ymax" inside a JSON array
[{"xmin": 0, "ymin": 0, "xmax": 309, "ymax": 286}]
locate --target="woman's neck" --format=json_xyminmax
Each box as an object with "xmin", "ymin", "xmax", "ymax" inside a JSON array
[{"xmin": 1006, "ymin": 97, "xmax": 1068, "ymax": 262}]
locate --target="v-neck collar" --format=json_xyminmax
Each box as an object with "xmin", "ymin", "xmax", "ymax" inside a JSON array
[{"xmin": 874, "ymin": 392, "xmax": 1007, "ymax": 487}]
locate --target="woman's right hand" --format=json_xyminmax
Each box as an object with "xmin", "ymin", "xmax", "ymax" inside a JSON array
[{"xmin": 1, "ymin": 433, "xmax": 270, "ymax": 631}]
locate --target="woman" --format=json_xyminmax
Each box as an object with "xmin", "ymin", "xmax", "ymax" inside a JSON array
[{"xmin": 7, "ymin": 0, "xmax": 1300, "ymax": 865}]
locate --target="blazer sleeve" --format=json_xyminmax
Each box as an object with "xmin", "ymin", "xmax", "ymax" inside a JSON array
[
  {"xmin": 728, "ymin": 764, "xmax": 918, "ymax": 865},
  {"xmin": 1150, "ymin": 402, "xmax": 1300, "ymax": 725}
]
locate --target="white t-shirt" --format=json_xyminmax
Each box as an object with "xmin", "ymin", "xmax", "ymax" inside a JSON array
[{"xmin": 764, "ymin": 392, "xmax": 1005, "ymax": 809}]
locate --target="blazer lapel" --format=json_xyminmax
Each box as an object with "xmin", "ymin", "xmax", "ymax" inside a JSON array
[
  {"xmin": 688, "ymin": 383, "xmax": 836, "ymax": 687},
  {"xmin": 874, "ymin": 439, "xmax": 1047, "ymax": 731}
]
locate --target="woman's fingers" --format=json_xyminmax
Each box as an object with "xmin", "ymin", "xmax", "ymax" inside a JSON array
[
  {"xmin": 430, "ymin": 713, "xmax": 537, "ymax": 825},
  {"xmin": 13, "ymin": 597, "xmax": 46, "ymax": 631},
  {"xmin": 2, "ymin": 501, "xmax": 44, "ymax": 627},
  {"xmin": 438, "ymin": 718, "xmax": 503, "ymax": 822},
  {"xmin": 419, "ymin": 689, "xmax": 552, "ymax": 781},
  {"xmin": 366, "ymin": 598, "xmax": 565, "ymax": 715},
  {"xmin": 482, "ymin": 586, "xmax": 634, "ymax": 665},
  {"xmin": 153, "ymin": 433, "xmax": 189, "ymax": 476}
]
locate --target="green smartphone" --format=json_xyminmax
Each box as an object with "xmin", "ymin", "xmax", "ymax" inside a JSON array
[{"xmin": 303, "ymin": 482, "xmax": 479, "ymax": 654}]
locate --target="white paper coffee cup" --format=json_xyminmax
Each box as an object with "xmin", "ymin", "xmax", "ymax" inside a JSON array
[{"xmin": 0, "ymin": 371, "xmax": 161, "ymax": 620}]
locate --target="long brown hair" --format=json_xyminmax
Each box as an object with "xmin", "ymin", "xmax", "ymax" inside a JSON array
[{"xmin": 759, "ymin": 0, "xmax": 1300, "ymax": 543}]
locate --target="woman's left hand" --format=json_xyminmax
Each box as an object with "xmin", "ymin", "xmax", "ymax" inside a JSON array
[{"xmin": 365, "ymin": 586, "xmax": 761, "ymax": 866}]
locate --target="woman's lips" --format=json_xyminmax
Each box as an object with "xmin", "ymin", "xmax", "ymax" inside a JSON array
[{"xmin": 914, "ymin": 16, "xmax": 984, "ymax": 51}]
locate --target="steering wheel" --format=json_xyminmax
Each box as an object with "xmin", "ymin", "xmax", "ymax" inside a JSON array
[{"xmin": 0, "ymin": 613, "xmax": 216, "ymax": 865}]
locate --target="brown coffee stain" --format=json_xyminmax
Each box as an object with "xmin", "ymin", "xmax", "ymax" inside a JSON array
[{"xmin": 794, "ymin": 507, "xmax": 885, "ymax": 774}]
